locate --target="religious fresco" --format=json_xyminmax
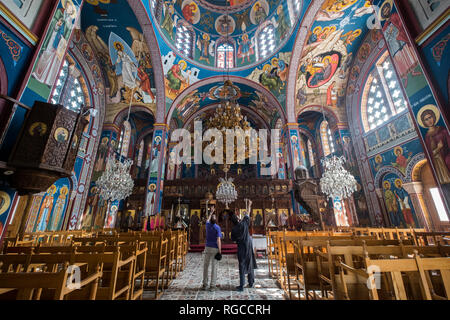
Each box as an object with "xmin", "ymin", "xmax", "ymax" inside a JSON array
[
  {"xmin": 153, "ymin": 0, "xmax": 303, "ymax": 70},
  {"xmin": 246, "ymin": 51, "xmax": 291, "ymax": 104},
  {"xmin": 368, "ymin": 139, "xmax": 424, "ymax": 182},
  {"xmin": 27, "ymin": 179, "xmax": 71, "ymax": 232},
  {"xmin": 0, "ymin": 21, "xmax": 33, "ymax": 162},
  {"xmin": 81, "ymin": 0, "xmax": 156, "ymax": 122},
  {"xmin": 295, "ymin": 0, "xmax": 374, "ymax": 120},
  {"xmin": 171, "ymin": 81, "xmax": 279, "ymax": 125},
  {"xmin": 372, "ymin": 0, "xmax": 450, "ymax": 208},
  {"xmin": 420, "ymin": 23, "xmax": 450, "ymax": 104},
  {"xmin": 381, "ymin": 173, "xmax": 419, "ymax": 228},
  {"xmin": 0, "ymin": 21, "xmax": 32, "ymax": 96},
  {"xmin": 22, "ymin": 0, "xmax": 82, "ymax": 102}
]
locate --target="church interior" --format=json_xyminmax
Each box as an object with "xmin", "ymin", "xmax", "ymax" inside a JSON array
[{"xmin": 0, "ymin": 0, "xmax": 449, "ymax": 301}]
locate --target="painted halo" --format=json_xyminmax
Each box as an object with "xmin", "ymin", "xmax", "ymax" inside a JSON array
[
  {"xmin": 54, "ymin": 127, "xmax": 70, "ymax": 143},
  {"xmin": 394, "ymin": 146, "xmax": 403, "ymax": 156},
  {"xmin": 394, "ymin": 179, "xmax": 403, "ymax": 189},
  {"xmin": 29, "ymin": 122, "xmax": 48, "ymax": 137},
  {"xmin": 417, "ymin": 104, "xmax": 441, "ymax": 128},
  {"xmin": 379, "ymin": 0, "xmax": 394, "ymax": 21},
  {"xmin": 0, "ymin": 191, "xmax": 11, "ymax": 216},
  {"xmin": 383, "ymin": 180, "xmax": 391, "ymax": 190},
  {"xmin": 215, "ymin": 14, "xmax": 236, "ymax": 36}
]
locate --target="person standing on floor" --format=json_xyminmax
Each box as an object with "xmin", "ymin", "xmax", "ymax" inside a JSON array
[
  {"xmin": 202, "ymin": 208, "xmax": 222, "ymax": 291},
  {"xmin": 231, "ymin": 199, "xmax": 258, "ymax": 292}
]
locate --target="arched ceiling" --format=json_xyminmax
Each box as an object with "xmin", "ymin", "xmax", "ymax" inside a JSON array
[
  {"xmin": 171, "ymin": 80, "xmax": 280, "ymax": 127},
  {"xmin": 77, "ymin": 0, "xmax": 380, "ymax": 134}
]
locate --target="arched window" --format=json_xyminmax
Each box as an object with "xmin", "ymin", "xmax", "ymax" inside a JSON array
[
  {"xmin": 257, "ymin": 23, "xmax": 276, "ymax": 60},
  {"xmin": 51, "ymin": 59, "xmax": 86, "ymax": 113},
  {"xmin": 118, "ymin": 121, "xmax": 131, "ymax": 158},
  {"xmin": 217, "ymin": 43, "xmax": 234, "ymax": 69},
  {"xmin": 320, "ymin": 121, "xmax": 335, "ymax": 157},
  {"xmin": 175, "ymin": 23, "xmax": 194, "ymax": 59},
  {"xmin": 307, "ymin": 139, "xmax": 315, "ymax": 167},
  {"xmin": 363, "ymin": 57, "xmax": 408, "ymax": 131}
]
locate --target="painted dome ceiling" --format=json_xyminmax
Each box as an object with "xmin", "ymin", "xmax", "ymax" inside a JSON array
[{"xmin": 152, "ymin": 0, "xmax": 303, "ymax": 71}]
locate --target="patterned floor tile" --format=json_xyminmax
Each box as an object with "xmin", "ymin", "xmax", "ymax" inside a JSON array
[{"xmin": 143, "ymin": 252, "xmax": 285, "ymax": 301}]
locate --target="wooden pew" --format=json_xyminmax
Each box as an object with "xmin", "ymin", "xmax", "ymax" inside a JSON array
[
  {"xmin": 336, "ymin": 251, "xmax": 450, "ymax": 300},
  {"xmin": 0, "ymin": 263, "xmax": 102, "ymax": 300},
  {"xmin": 142, "ymin": 234, "xmax": 168, "ymax": 299}
]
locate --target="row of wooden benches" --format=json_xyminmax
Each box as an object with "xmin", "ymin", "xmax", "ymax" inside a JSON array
[
  {"xmin": 266, "ymin": 231, "xmax": 450, "ymax": 300},
  {"xmin": 0, "ymin": 230, "xmax": 188, "ymax": 300}
]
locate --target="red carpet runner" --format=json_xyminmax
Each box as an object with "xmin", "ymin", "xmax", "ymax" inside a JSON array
[{"xmin": 189, "ymin": 244, "xmax": 238, "ymax": 254}]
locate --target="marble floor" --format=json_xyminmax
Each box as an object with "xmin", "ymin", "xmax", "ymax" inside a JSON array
[{"xmin": 143, "ymin": 252, "xmax": 286, "ymax": 300}]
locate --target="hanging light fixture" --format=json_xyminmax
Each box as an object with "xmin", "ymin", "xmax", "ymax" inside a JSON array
[
  {"xmin": 214, "ymin": 0, "xmax": 238, "ymax": 209},
  {"xmin": 319, "ymin": 106, "xmax": 357, "ymax": 201},
  {"xmin": 96, "ymin": 69, "xmax": 136, "ymax": 216},
  {"xmin": 96, "ymin": 155, "xmax": 134, "ymax": 202},
  {"xmin": 320, "ymin": 156, "xmax": 357, "ymax": 200},
  {"xmin": 216, "ymin": 165, "xmax": 238, "ymax": 209}
]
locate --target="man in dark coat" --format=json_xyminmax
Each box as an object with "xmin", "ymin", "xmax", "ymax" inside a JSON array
[{"xmin": 231, "ymin": 211, "xmax": 257, "ymax": 291}]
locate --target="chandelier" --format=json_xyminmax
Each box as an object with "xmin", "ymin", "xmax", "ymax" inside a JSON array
[
  {"xmin": 205, "ymin": 81, "xmax": 259, "ymax": 164},
  {"xmin": 320, "ymin": 156, "xmax": 357, "ymax": 201},
  {"xmin": 96, "ymin": 155, "xmax": 135, "ymax": 202},
  {"xmin": 216, "ymin": 166, "xmax": 238, "ymax": 209}
]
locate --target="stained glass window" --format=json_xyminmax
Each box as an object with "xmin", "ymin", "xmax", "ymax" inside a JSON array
[
  {"xmin": 320, "ymin": 121, "xmax": 335, "ymax": 157},
  {"xmin": 175, "ymin": 24, "xmax": 194, "ymax": 59},
  {"xmin": 257, "ymin": 24, "xmax": 276, "ymax": 60},
  {"xmin": 50, "ymin": 60, "xmax": 86, "ymax": 113},
  {"xmin": 365, "ymin": 57, "xmax": 408, "ymax": 131},
  {"xmin": 217, "ymin": 43, "xmax": 234, "ymax": 69}
]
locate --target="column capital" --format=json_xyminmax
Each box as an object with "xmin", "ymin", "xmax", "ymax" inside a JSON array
[
  {"xmin": 403, "ymin": 182, "xmax": 424, "ymax": 195},
  {"xmin": 153, "ymin": 123, "xmax": 170, "ymax": 129},
  {"xmin": 284, "ymin": 123, "xmax": 300, "ymax": 129}
]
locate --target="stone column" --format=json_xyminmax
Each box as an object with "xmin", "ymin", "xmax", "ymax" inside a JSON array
[
  {"xmin": 402, "ymin": 182, "xmax": 433, "ymax": 231},
  {"xmin": 285, "ymin": 124, "xmax": 307, "ymax": 214},
  {"xmin": 143, "ymin": 124, "xmax": 168, "ymax": 230}
]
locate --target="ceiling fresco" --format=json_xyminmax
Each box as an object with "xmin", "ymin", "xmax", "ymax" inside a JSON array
[
  {"xmin": 295, "ymin": 0, "xmax": 374, "ymax": 121},
  {"xmin": 196, "ymin": 0, "xmax": 255, "ymax": 10},
  {"xmin": 171, "ymin": 81, "xmax": 280, "ymax": 127},
  {"xmin": 152, "ymin": 0, "xmax": 303, "ymax": 70},
  {"xmin": 81, "ymin": 0, "xmax": 157, "ymax": 123}
]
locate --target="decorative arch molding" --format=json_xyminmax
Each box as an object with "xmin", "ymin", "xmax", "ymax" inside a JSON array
[
  {"xmin": 405, "ymin": 153, "xmax": 426, "ymax": 183},
  {"xmin": 411, "ymin": 159, "xmax": 428, "ymax": 182},
  {"xmin": 136, "ymin": 127, "xmax": 155, "ymax": 147},
  {"xmin": 65, "ymin": 34, "xmax": 106, "ymax": 230},
  {"xmin": 128, "ymin": 0, "xmax": 166, "ymax": 123},
  {"xmin": 112, "ymin": 105, "xmax": 155, "ymax": 127},
  {"xmin": 182, "ymin": 103, "xmax": 270, "ymax": 131},
  {"xmin": 166, "ymin": 76, "xmax": 287, "ymax": 125},
  {"xmin": 374, "ymin": 166, "xmax": 406, "ymax": 189},
  {"xmin": 285, "ymin": 0, "xmax": 326, "ymax": 123},
  {"xmin": 297, "ymin": 105, "xmax": 340, "ymax": 129}
]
